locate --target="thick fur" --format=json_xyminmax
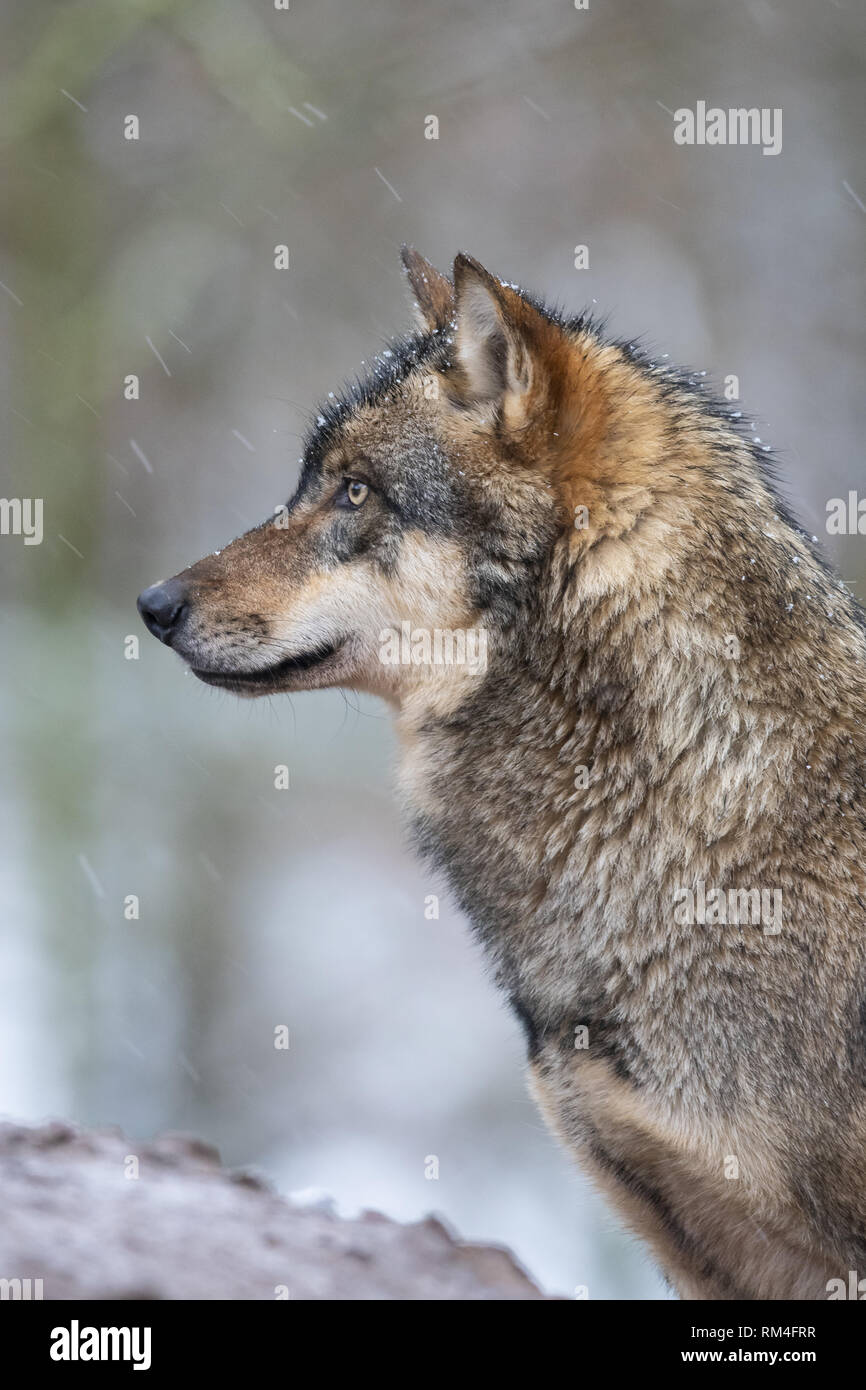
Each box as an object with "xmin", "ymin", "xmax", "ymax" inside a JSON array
[{"xmin": 139, "ymin": 249, "xmax": 866, "ymax": 1300}]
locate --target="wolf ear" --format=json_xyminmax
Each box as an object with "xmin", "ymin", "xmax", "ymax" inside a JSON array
[
  {"xmin": 401, "ymin": 246, "xmax": 454, "ymax": 333},
  {"xmin": 451, "ymin": 253, "xmax": 542, "ymax": 420}
]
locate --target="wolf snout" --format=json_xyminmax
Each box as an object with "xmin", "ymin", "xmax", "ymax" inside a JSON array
[{"xmin": 137, "ymin": 577, "xmax": 188, "ymax": 645}]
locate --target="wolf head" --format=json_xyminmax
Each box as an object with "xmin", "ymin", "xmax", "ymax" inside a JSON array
[{"xmin": 136, "ymin": 247, "xmax": 746, "ymax": 709}]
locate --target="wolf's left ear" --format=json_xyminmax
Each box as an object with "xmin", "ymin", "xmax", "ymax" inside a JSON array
[
  {"xmin": 451, "ymin": 253, "xmax": 555, "ymax": 427},
  {"xmin": 401, "ymin": 246, "xmax": 454, "ymax": 333}
]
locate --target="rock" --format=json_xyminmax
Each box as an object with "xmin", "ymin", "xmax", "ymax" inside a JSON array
[{"xmin": 0, "ymin": 1121, "xmax": 553, "ymax": 1300}]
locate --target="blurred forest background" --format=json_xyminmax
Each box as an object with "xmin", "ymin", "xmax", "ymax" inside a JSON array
[{"xmin": 1, "ymin": 0, "xmax": 864, "ymax": 1299}]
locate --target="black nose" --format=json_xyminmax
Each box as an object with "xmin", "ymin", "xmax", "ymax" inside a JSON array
[{"xmin": 137, "ymin": 578, "xmax": 188, "ymax": 644}]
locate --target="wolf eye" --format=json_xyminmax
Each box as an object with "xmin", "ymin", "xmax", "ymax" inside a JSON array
[{"xmin": 345, "ymin": 479, "xmax": 369, "ymax": 508}]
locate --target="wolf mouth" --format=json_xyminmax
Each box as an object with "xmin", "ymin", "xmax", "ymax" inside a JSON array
[{"xmin": 191, "ymin": 640, "xmax": 341, "ymax": 688}]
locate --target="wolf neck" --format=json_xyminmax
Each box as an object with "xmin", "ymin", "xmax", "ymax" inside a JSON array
[{"xmin": 394, "ymin": 447, "xmax": 866, "ymax": 1039}]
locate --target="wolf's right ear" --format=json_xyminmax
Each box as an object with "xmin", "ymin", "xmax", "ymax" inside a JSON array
[
  {"xmin": 401, "ymin": 246, "xmax": 454, "ymax": 333},
  {"xmin": 451, "ymin": 252, "xmax": 556, "ymax": 432}
]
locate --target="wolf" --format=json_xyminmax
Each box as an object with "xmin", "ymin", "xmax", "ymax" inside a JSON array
[{"xmin": 138, "ymin": 248, "xmax": 866, "ymax": 1300}]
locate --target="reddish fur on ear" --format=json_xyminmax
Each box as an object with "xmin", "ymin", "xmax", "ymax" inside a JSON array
[
  {"xmin": 451, "ymin": 254, "xmax": 531, "ymax": 409},
  {"xmin": 448, "ymin": 256, "xmax": 636, "ymax": 531},
  {"xmin": 400, "ymin": 246, "xmax": 454, "ymax": 333},
  {"xmin": 451, "ymin": 253, "xmax": 572, "ymax": 438}
]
